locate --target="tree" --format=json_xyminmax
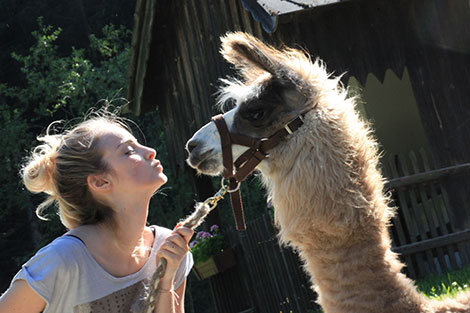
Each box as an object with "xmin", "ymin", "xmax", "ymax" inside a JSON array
[
  {"xmin": 0, "ymin": 18, "xmax": 133, "ymax": 290},
  {"xmin": 0, "ymin": 0, "xmax": 136, "ymax": 85}
]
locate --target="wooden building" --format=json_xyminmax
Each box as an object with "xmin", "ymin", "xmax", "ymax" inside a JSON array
[{"xmin": 127, "ymin": 0, "xmax": 470, "ymax": 311}]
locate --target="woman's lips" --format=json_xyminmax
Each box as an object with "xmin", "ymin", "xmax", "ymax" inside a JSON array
[{"xmin": 152, "ymin": 160, "xmax": 163, "ymax": 170}]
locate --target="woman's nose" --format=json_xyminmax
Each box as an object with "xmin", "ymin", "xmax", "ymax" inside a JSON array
[{"xmin": 146, "ymin": 147, "xmax": 156, "ymax": 160}]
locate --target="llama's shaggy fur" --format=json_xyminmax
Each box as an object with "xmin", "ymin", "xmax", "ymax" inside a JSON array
[{"xmin": 186, "ymin": 32, "xmax": 470, "ymax": 313}]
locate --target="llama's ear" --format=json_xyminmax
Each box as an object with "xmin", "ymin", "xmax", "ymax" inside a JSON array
[
  {"xmin": 220, "ymin": 32, "xmax": 312, "ymax": 99},
  {"xmin": 220, "ymin": 32, "xmax": 281, "ymax": 80}
]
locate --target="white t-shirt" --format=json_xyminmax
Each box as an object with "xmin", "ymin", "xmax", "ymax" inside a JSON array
[{"xmin": 10, "ymin": 225, "xmax": 193, "ymax": 313}]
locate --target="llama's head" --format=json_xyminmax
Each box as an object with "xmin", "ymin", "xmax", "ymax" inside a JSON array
[
  {"xmin": 186, "ymin": 32, "xmax": 390, "ymax": 239},
  {"xmin": 186, "ymin": 32, "xmax": 317, "ymax": 176}
]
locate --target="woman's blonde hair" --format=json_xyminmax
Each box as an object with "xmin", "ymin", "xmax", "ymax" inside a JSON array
[{"xmin": 21, "ymin": 109, "xmax": 131, "ymax": 229}]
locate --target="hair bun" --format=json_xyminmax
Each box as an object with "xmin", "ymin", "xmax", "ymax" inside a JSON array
[{"xmin": 22, "ymin": 135, "xmax": 61, "ymax": 195}]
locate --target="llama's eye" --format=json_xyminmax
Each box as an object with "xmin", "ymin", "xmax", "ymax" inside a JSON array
[
  {"xmin": 244, "ymin": 108, "xmax": 265, "ymax": 122},
  {"xmin": 222, "ymin": 98, "xmax": 236, "ymax": 112}
]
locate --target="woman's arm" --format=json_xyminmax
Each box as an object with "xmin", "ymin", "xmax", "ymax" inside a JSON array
[
  {"xmin": 153, "ymin": 275, "xmax": 187, "ymax": 313},
  {"xmin": 174, "ymin": 280, "xmax": 187, "ymax": 313},
  {"xmin": 153, "ymin": 276, "xmax": 177, "ymax": 313},
  {"xmin": 154, "ymin": 225, "xmax": 193, "ymax": 313},
  {"xmin": 0, "ymin": 280, "xmax": 46, "ymax": 313}
]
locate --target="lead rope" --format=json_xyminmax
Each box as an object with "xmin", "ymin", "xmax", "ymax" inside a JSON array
[{"xmin": 131, "ymin": 178, "xmax": 238, "ymax": 313}]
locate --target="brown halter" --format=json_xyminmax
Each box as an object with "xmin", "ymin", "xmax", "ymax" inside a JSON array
[{"xmin": 211, "ymin": 113, "xmax": 306, "ymax": 230}]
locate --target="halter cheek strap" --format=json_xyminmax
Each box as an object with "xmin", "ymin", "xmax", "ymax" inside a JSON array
[
  {"xmin": 211, "ymin": 113, "xmax": 307, "ymax": 231},
  {"xmin": 212, "ymin": 115, "xmax": 246, "ymax": 230}
]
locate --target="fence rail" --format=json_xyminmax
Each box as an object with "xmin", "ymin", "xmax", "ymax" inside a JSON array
[
  {"xmin": 385, "ymin": 162, "xmax": 470, "ymax": 189},
  {"xmin": 393, "ymin": 229, "xmax": 470, "ymax": 255},
  {"xmin": 384, "ymin": 148, "xmax": 470, "ymax": 277}
]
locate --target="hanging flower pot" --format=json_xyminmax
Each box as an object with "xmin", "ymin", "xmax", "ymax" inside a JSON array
[
  {"xmin": 190, "ymin": 225, "xmax": 236, "ymax": 280},
  {"xmin": 192, "ymin": 248, "xmax": 236, "ymax": 280}
]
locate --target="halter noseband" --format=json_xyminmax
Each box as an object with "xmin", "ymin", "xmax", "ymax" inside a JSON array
[{"xmin": 211, "ymin": 113, "xmax": 307, "ymax": 230}]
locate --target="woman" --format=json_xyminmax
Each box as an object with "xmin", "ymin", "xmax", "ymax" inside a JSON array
[{"xmin": 0, "ymin": 109, "xmax": 193, "ymax": 313}]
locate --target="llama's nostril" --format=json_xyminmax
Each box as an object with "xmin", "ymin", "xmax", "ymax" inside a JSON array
[{"xmin": 186, "ymin": 140, "xmax": 198, "ymax": 153}]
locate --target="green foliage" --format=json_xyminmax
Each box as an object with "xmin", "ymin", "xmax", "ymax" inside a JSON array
[
  {"xmin": 0, "ymin": 18, "xmax": 134, "ymax": 290},
  {"xmin": 417, "ymin": 266, "xmax": 470, "ymax": 300},
  {"xmin": 2, "ymin": 17, "xmax": 130, "ymax": 119},
  {"xmin": 190, "ymin": 225, "xmax": 226, "ymax": 264},
  {"xmin": 0, "ymin": 0, "xmax": 136, "ymax": 88},
  {"xmin": 0, "ymin": 103, "xmax": 35, "ymax": 266},
  {"xmin": 89, "ymin": 24, "xmax": 131, "ymax": 58}
]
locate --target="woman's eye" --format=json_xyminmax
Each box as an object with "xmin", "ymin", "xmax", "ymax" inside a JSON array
[{"xmin": 125, "ymin": 148, "xmax": 136, "ymax": 155}]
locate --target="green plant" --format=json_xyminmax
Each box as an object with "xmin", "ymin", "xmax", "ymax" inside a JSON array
[
  {"xmin": 190, "ymin": 225, "xmax": 226, "ymax": 264},
  {"xmin": 0, "ymin": 18, "xmax": 134, "ymax": 291},
  {"xmin": 417, "ymin": 266, "xmax": 470, "ymax": 300}
]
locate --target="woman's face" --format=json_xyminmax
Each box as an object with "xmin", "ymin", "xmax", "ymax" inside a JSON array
[{"xmin": 98, "ymin": 124, "xmax": 168, "ymax": 196}]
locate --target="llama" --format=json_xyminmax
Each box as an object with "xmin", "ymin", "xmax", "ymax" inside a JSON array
[{"xmin": 185, "ymin": 32, "xmax": 470, "ymax": 313}]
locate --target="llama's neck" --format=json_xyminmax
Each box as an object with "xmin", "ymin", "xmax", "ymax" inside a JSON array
[
  {"xmin": 260, "ymin": 109, "xmax": 429, "ymax": 313},
  {"xmin": 263, "ymin": 165, "xmax": 428, "ymax": 312},
  {"xmin": 298, "ymin": 224, "xmax": 427, "ymax": 313},
  {"xmin": 263, "ymin": 166, "xmax": 429, "ymax": 312}
]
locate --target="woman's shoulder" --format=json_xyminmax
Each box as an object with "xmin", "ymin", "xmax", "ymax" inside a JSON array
[
  {"xmin": 11, "ymin": 235, "xmax": 83, "ymax": 297},
  {"xmin": 27, "ymin": 235, "xmax": 86, "ymax": 268},
  {"xmin": 50, "ymin": 234, "xmax": 86, "ymax": 253}
]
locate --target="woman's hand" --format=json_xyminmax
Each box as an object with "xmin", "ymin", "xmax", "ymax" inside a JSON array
[{"xmin": 156, "ymin": 224, "xmax": 194, "ymax": 285}]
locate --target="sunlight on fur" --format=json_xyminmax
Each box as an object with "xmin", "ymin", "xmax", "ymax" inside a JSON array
[{"xmin": 186, "ymin": 32, "xmax": 470, "ymax": 313}]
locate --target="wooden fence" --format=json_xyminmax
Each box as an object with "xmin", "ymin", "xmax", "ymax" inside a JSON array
[
  {"xmin": 204, "ymin": 148, "xmax": 470, "ymax": 312},
  {"xmin": 384, "ymin": 148, "xmax": 470, "ymax": 278},
  {"xmin": 211, "ymin": 214, "xmax": 319, "ymax": 313}
]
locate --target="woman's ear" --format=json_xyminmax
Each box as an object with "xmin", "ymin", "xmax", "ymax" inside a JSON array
[{"xmin": 87, "ymin": 174, "xmax": 111, "ymax": 193}]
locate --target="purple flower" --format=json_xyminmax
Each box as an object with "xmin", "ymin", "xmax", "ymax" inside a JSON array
[
  {"xmin": 202, "ymin": 232, "xmax": 212, "ymax": 239},
  {"xmin": 196, "ymin": 231, "xmax": 204, "ymax": 239},
  {"xmin": 189, "ymin": 241, "xmax": 198, "ymax": 249},
  {"xmin": 196, "ymin": 231, "xmax": 212, "ymax": 240},
  {"xmin": 210, "ymin": 224, "xmax": 219, "ymax": 233}
]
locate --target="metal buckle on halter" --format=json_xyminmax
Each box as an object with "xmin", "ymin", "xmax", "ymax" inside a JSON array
[
  {"xmin": 221, "ymin": 177, "xmax": 241, "ymax": 193},
  {"xmin": 285, "ymin": 114, "xmax": 305, "ymax": 134},
  {"xmin": 257, "ymin": 138, "xmax": 270, "ymax": 158},
  {"xmin": 284, "ymin": 124, "xmax": 293, "ymax": 134}
]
